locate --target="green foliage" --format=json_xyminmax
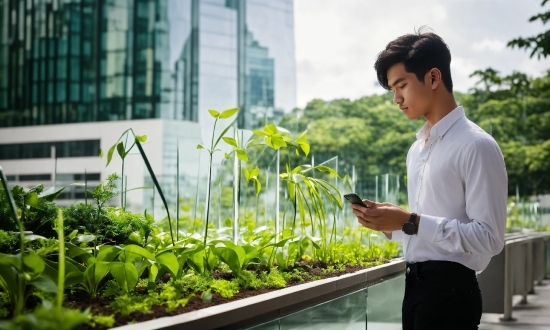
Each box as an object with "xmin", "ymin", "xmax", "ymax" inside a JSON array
[
  {"xmin": 210, "ymin": 279, "xmax": 239, "ymax": 299},
  {"xmin": 63, "ymin": 204, "xmax": 152, "ymax": 245},
  {"xmin": 89, "ymin": 314, "xmax": 115, "ymax": 328},
  {"xmin": 508, "ymin": 0, "xmax": 550, "ymax": 59},
  {"xmin": 0, "ymin": 185, "xmax": 60, "ymax": 237},
  {"xmin": 0, "ymin": 304, "xmax": 89, "ymax": 330},
  {"xmin": 0, "ymin": 231, "xmax": 18, "ymax": 254}
]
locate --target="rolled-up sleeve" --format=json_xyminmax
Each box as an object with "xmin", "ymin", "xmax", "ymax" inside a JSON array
[{"xmin": 416, "ymin": 138, "xmax": 507, "ymax": 255}]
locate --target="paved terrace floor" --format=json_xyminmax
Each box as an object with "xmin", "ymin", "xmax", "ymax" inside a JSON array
[{"xmin": 480, "ymin": 279, "xmax": 550, "ymax": 330}]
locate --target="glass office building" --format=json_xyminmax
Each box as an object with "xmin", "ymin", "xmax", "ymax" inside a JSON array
[{"xmin": 0, "ymin": 0, "xmax": 296, "ymax": 130}]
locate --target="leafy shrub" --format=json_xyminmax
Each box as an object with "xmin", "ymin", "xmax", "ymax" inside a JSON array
[
  {"xmin": 63, "ymin": 204, "xmax": 152, "ymax": 245},
  {"xmin": 211, "ymin": 279, "xmax": 239, "ymax": 298},
  {"xmin": 0, "ymin": 185, "xmax": 59, "ymax": 237},
  {"xmin": 0, "ymin": 230, "xmax": 19, "ymax": 254}
]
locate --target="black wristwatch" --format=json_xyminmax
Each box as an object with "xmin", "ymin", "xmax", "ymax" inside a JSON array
[{"xmin": 402, "ymin": 213, "xmax": 418, "ymax": 235}]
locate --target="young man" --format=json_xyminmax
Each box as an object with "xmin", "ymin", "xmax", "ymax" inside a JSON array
[{"xmin": 350, "ymin": 30, "xmax": 507, "ymax": 329}]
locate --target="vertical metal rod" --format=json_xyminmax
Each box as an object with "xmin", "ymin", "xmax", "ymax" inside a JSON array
[
  {"xmin": 176, "ymin": 139, "xmax": 180, "ymax": 241},
  {"xmin": 275, "ymin": 149, "xmax": 280, "ymax": 241},
  {"xmin": 501, "ymin": 244, "xmax": 515, "ymax": 321},
  {"xmin": 375, "ymin": 175, "xmax": 378, "ymax": 202},
  {"xmin": 385, "ymin": 173, "xmax": 389, "ymax": 202},
  {"xmin": 84, "ymin": 168, "xmax": 87, "ymax": 205},
  {"xmin": 52, "ymin": 145, "xmax": 57, "ymax": 189},
  {"xmin": 265, "ymin": 166, "xmax": 269, "ymax": 226},
  {"xmin": 232, "ymin": 126, "xmax": 239, "ymax": 244}
]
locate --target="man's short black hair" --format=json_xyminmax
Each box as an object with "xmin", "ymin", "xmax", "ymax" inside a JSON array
[{"xmin": 374, "ymin": 27, "xmax": 453, "ymax": 93}]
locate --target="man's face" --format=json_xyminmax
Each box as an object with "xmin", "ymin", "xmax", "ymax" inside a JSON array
[{"xmin": 387, "ymin": 63, "xmax": 433, "ymax": 120}]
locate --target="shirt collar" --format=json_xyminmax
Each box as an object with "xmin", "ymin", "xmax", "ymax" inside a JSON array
[{"xmin": 415, "ymin": 106, "xmax": 465, "ymax": 141}]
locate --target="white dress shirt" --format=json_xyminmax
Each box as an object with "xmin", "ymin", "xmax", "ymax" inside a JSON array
[{"xmin": 391, "ymin": 106, "xmax": 508, "ymax": 272}]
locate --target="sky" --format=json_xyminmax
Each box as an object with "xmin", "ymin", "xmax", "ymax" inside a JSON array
[{"xmin": 293, "ymin": 0, "xmax": 550, "ymax": 108}]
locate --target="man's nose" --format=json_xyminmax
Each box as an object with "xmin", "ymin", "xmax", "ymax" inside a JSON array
[{"xmin": 393, "ymin": 93, "xmax": 403, "ymax": 105}]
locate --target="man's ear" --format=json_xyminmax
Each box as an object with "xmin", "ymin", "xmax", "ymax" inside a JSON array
[{"xmin": 429, "ymin": 68, "xmax": 442, "ymax": 90}]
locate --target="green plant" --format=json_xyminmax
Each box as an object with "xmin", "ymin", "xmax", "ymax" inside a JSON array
[
  {"xmin": 0, "ymin": 184, "xmax": 64, "ymax": 238},
  {"xmin": 210, "ymin": 279, "xmax": 239, "ymax": 298},
  {"xmin": 196, "ymin": 107, "xmax": 242, "ymax": 246},
  {"xmin": 103, "ymin": 128, "xmax": 176, "ymax": 246},
  {"xmin": 0, "ymin": 231, "xmax": 18, "ymax": 254}
]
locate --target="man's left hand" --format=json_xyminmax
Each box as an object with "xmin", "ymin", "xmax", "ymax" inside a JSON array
[{"xmin": 351, "ymin": 199, "xmax": 411, "ymax": 232}]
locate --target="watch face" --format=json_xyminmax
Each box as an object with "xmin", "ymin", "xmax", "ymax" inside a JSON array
[{"xmin": 402, "ymin": 222, "xmax": 416, "ymax": 235}]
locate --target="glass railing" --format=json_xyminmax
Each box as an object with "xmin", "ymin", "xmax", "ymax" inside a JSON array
[{"xmin": 248, "ymin": 287, "xmax": 367, "ymax": 330}]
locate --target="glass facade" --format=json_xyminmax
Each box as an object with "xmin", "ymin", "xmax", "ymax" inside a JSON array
[
  {"xmin": 0, "ymin": 139, "xmax": 100, "ymax": 159},
  {"xmin": 0, "ymin": 0, "xmax": 296, "ymax": 130}
]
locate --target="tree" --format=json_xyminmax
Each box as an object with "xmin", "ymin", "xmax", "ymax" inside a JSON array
[{"xmin": 508, "ymin": 0, "xmax": 550, "ymax": 59}]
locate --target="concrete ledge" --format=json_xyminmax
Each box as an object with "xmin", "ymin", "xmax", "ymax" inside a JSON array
[{"xmin": 113, "ymin": 258, "xmax": 406, "ymax": 330}]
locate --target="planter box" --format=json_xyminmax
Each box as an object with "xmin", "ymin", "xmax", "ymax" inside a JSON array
[{"xmin": 112, "ymin": 258, "xmax": 406, "ymax": 330}]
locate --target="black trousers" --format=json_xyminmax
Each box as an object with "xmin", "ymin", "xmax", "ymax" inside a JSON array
[{"xmin": 402, "ymin": 260, "xmax": 482, "ymax": 330}]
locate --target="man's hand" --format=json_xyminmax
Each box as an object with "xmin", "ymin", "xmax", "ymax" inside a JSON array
[{"xmin": 350, "ymin": 199, "xmax": 411, "ymax": 232}]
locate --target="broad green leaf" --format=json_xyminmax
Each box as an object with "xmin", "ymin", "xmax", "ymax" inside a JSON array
[
  {"xmin": 219, "ymin": 107, "xmax": 239, "ymax": 119},
  {"xmin": 197, "ymin": 144, "xmax": 205, "ymax": 150},
  {"xmin": 187, "ymin": 248, "xmax": 205, "ymax": 274},
  {"xmin": 29, "ymin": 275, "xmax": 58, "ymax": 293},
  {"xmin": 84, "ymin": 261, "xmax": 110, "ymax": 293},
  {"xmin": 0, "ymin": 265, "xmax": 17, "ymax": 293},
  {"xmin": 99, "ymin": 149, "xmax": 104, "ymax": 157},
  {"xmin": 296, "ymin": 130, "xmax": 307, "ymax": 144},
  {"xmin": 117, "ymin": 142, "xmax": 125, "ymax": 160},
  {"xmin": 224, "ymin": 152, "xmax": 230, "ymax": 159},
  {"xmin": 208, "ymin": 109, "xmax": 220, "ymax": 118},
  {"xmin": 23, "ymin": 234, "xmax": 47, "ymax": 242},
  {"xmin": 76, "ymin": 234, "xmax": 96, "ymax": 244},
  {"xmin": 264, "ymin": 124, "xmax": 277, "ymax": 135},
  {"xmin": 265, "ymin": 136, "xmax": 274, "ymax": 148},
  {"xmin": 156, "ymin": 252, "xmax": 180, "ymax": 277},
  {"xmin": 250, "ymin": 167, "xmax": 260, "ymax": 178},
  {"xmin": 315, "ymin": 165, "xmax": 338, "ymax": 176},
  {"xmin": 236, "ymin": 149, "xmax": 248, "ymax": 162},
  {"xmin": 24, "ymin": 192, "xmax": 39, "ymax": 207},
  {"xmin": 96, "ymin": 245, "xmax": 122, "ymax": 262},
  {"xmin": 128, "ymin": 232, "xmax": 142, "ymax": 245},
  {"xmin": 291, "ymin": 166, "xmax": 302, "ymax": 174},
  {"xmin": 135, "ymin": 134, "xmax": 147, "ymax": 143},
  {"xmin": 39, "ymin": 187, "xmax": 66, "ymax": 202},
  {"xmin": 148, "ymin": 264, "xmax": 159, "ymax": 290},
  {"xmin": 24, "ymin": 253, "xmax": 45, "ymax": 274},
  {"xmin": 244, "ymin": 169, "xmax": 251, "ymax": 181},
  {"xmin": 66, "ymin": 243, "xmax": 94, "ymax": 265},
  {"xmin": 222, "ymin": 137, "xmax": 238, "ymax": 147},
  {"xmin": 300, "ymin": 142, "xmax": 310, "ymax": 156},
  {"xmin": 65, "ymin": 271, "xmax": 84, "ymax": 288},
  {"xmin": 110, "ymin": 262, "xmax": 139, "ymax": 293},
  {"xmin": 252, "ymin": 129, "xmax": 268, "ymax": 137},
  {"xmin": 122, "ymin": 244, "xmax": 155, "ymax": 261},
  {"xmin": 106, "ymin": 144, "xmax": 117, "ymax": 166},
  {"xmin": 271, "ymin": 136, "xmax": 287, "ymax": 149},
  {"xmin": 212, "ymin": 246, "xmax": 242, "ymax": 274}
]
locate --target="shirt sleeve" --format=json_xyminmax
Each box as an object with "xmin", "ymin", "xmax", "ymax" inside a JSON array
[
  {"xmin": 388, "ymin": 230, "xmax": 403, "ymax": 242},
  {"xmin": 416, "ymin": 137, "xmax": 507, "ymax": 256}
]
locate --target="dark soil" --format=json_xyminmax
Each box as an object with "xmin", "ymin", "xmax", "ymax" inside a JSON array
[{"xmin": 71, "ymin": 261, "xmax": 385, "ymax": 330}]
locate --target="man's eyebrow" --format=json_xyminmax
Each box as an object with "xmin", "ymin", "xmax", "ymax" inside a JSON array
[{"xmin": 389, "ymin": 77, "xmax": 406, "ymax": 88}]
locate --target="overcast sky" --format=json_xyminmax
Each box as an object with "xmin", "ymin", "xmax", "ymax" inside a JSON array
[{"xmin": 294, "ymin": 0, "xmax": 550, "ymax": 107}]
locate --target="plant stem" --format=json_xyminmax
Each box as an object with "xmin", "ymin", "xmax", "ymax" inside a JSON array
[
  {"xmin": 204, "ymin": 153, "xmax": 213, "ymax": 246},
  {"xmin": 176, "ymin": 138, "xmax": 180, "ymax": 241},
  {"xmin": 0, "ymin": 167, "xmax": 25, "ymax": 316},
  {"xmin": 57, "ymin": 209, "xmax": 65, "ymax": 309}
]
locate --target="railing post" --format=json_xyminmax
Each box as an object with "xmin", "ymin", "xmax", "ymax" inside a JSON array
[{"xmin": 501, "ymin": 243, "xmax": 516, "ymax": 321}]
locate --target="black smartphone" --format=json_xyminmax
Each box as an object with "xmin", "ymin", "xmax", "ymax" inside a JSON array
[{"xmin": 343, "ymin": 193, "xmax": 369, "ymax": 208}]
